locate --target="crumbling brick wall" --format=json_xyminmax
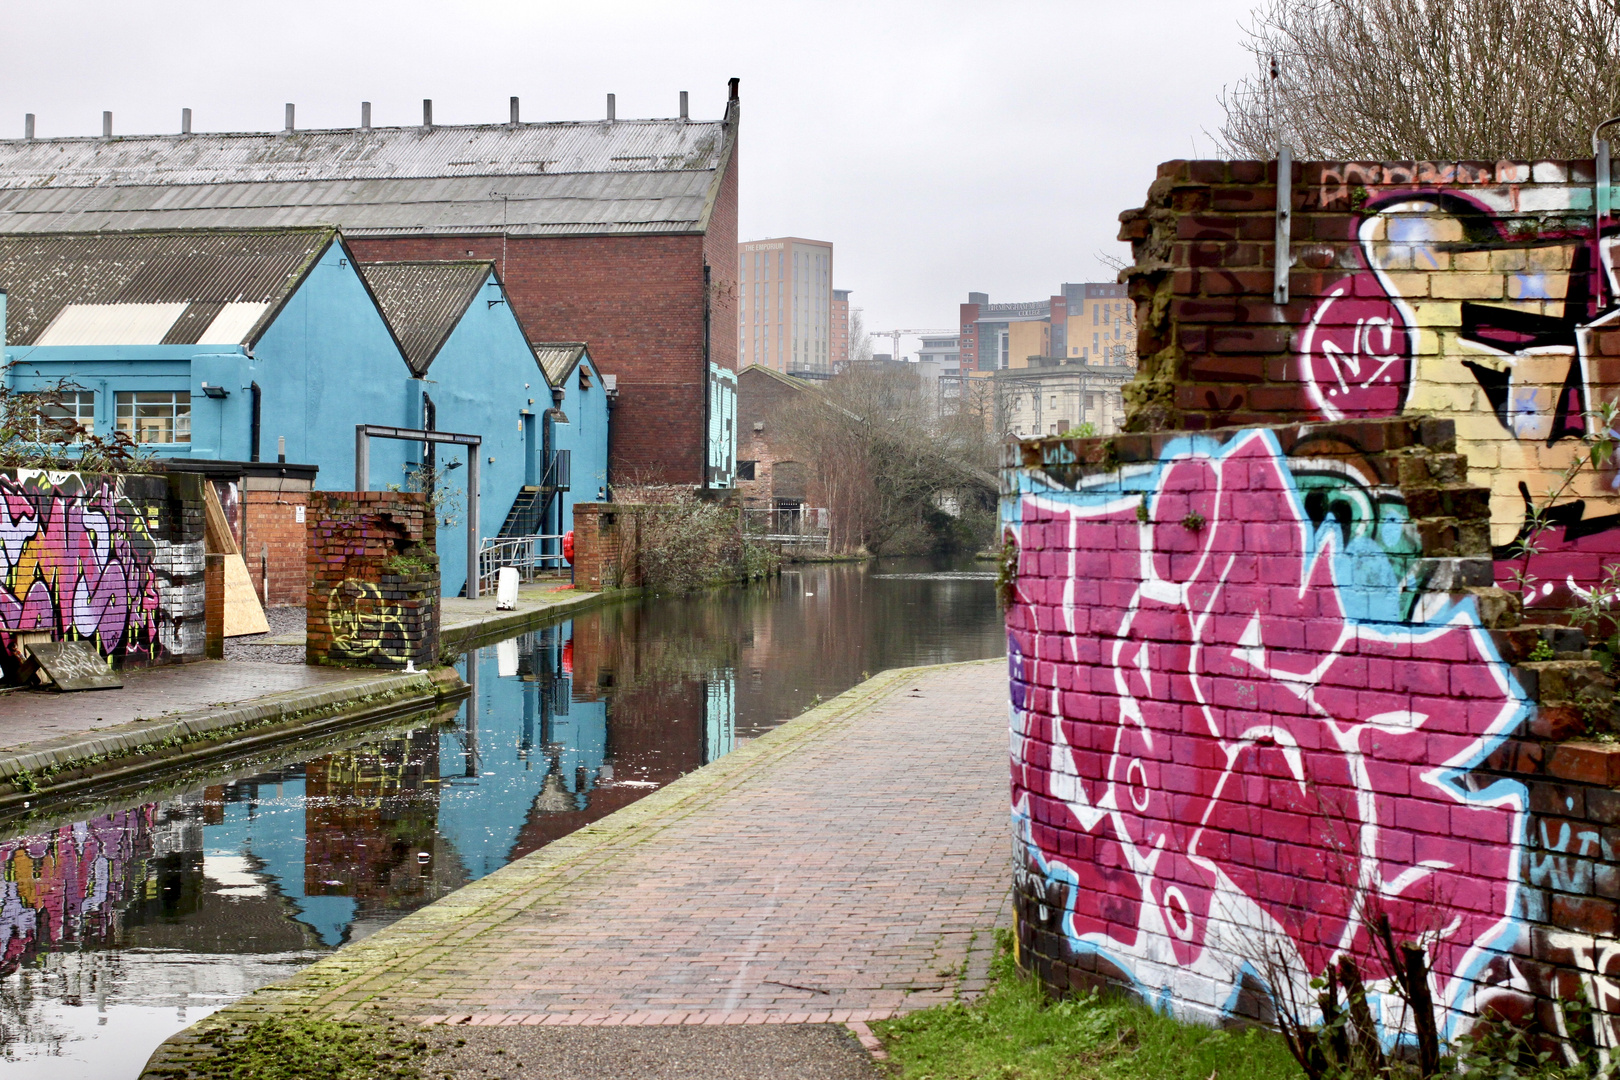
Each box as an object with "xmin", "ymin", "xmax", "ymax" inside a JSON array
[
  {"xmin": 1003, "ymin": 415, "xmax": 1620, "ymax": 1043},
  {"xmin": 570, "ymin": 502, "xmax": 643, "ymax": 592},
  {"xmin": 305, "ymin": 491, "xmax": 439, "ymax": 669},
  {"xmin": 1118, "ymin": 157, "xmax": 1617, "ymax": 611}
]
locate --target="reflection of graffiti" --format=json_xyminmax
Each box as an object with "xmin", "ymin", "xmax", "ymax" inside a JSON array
[
  {"xmin": 0, "ymin": 470, "xmax": 167, "ymax": 661},
  {"xmin": 0, "ymin": 807, "xmax": 157, "ymax": 976},
  {"xmin": 1294, "ymin": 185, "xmax": 1620, "ymax": 608},
  {"xmin": 1005, "ymin": 428, "xmax": 1529, "ymax": 1032}
]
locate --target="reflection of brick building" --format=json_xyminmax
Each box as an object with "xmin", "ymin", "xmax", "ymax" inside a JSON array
[{"xmin": 303, "ymin": 730, "xmax": 441, "ymax": 914}]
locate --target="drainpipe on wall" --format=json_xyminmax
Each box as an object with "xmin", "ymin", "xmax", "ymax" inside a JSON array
[
  {"xmin": 702, "ymin": 263, "xmax": 712, "ymax": 490},
  {"xmin": 1592, "ymin": 116, "xmax": 1620, "ymax": 312},
  {"xmin": 250, "ymin": 382, "xmax": 262, "ymax": 462}
]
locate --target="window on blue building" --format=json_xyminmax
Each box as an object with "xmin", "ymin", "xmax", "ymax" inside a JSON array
[
  {"xmin": 42, "ymin": 391, "xmax": 95, "ymax": 440},
  {"xmin": 117, "ymin": 391, "xmax": 190, "ymax": 444}
]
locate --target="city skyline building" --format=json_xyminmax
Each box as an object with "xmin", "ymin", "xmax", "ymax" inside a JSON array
[{"xmin": 737, "ymin": 236, "xmax": 834, "ymax": 377}]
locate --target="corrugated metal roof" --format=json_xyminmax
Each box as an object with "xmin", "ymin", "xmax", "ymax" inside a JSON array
[
  {"xmin": 0, "ymin": 228, "xmax": 333, "ymax": 345},
  {"xmin": 360, "ymin": 261, "xmax": 492, "ymax": 376},
  {"xmin": 532, "ymin": 343, "xmax": 588, "ymax": 386},
  {"xmin": 0, "ymin": 115, "xmax": 733, "ymax": 238}
]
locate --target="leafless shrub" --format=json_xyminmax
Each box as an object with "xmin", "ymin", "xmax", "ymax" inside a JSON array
[
  {"xmin": 630, "ymin": 492, "xmax": 778, "ymax": 593},
  {"xmin": 1219, "ymin": 0, "xmax": 1620, "ymax": 160},
  {"xmin": 771, "ymin": 364, "xmax": 998, "ymax": 555},
  {"xmin": 0, "ymin": 375, "xmax": 150, "ymax": 473}
]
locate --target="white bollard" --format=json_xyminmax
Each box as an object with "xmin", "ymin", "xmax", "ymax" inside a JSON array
[{"xmin": 495, "ymin": 566, "xmax": 519, "ymax": 610}]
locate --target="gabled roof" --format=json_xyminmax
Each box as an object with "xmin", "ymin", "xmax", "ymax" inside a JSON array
[
  {"xmin": 531, "ymin": 342, "xmax": 590, "ymax": 386},
  {"xmin": 0, "ymin": 104, "xmax": 739, "ymax": 239},
  {"xmin": 359, "ymin": 260, "xmax": 493, "ymax": 376},
  {"xmin": 0, "ymin": 227, "xmax": 335, "ymax": 347}
]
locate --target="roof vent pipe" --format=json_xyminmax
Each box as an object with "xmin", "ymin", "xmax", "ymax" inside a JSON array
[
  {"xmin": 510, "ymin": 96, "xmax": 519, "ymax": 125},
  {"xmin": 23, "ymin": 114, "xmax": 33, "ymax": 140},
  {"xmin": 102, "ymin": 111, "xmax": 112, "ymax": 138},
  {"xmin": 284, "ymin": 103, "xmax": 295, "ymax": 132},
  {"xmin": 181, "ymin": 108, "xmax": 191, "ymax": 135},
  {"xmin": 680, "ymin": 91, "xmax": 688, "ymax": 120},
  {"xmin": 606, "ymin": 93, "xmax": 615, "ymax": 122},
  {"xmin": 361, "ymin": 101, "xmax": 371, "ymax": 130},
  {"xmin": 422, "ymin": 98, "xmax": 433, "ymax": 130}
]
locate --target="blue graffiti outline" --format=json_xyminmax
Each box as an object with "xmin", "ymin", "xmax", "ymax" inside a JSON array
[{"xmin": 1002, "ymin": 427, "xmax": 1533, "ymax": 1040}]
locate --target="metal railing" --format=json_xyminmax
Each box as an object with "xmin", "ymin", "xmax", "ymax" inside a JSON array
[
  {"xmin": 477, "ymin": 534, "xmax": 567, "ymax": 595},
  {"xmin": 742, "ymin": 507, "xmax": 831, "ymax": 551}
]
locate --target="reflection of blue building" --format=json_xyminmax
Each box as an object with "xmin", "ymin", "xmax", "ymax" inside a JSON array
[
  {"xmin": 435, "ymin": 620, "xmax": 610, "ymax": 879},
  {"xmin": 200, "ymin": 776, "xmax": 355, "ymax": 947}
]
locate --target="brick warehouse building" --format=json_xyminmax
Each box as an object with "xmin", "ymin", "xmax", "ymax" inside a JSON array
[{"xmin": 0, "ymin": 83, "xmax": 741, "ymax": 486}]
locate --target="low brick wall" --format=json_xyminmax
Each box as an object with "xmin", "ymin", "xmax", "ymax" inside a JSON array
[
  {"xmin": 0, "ymin": 468, "xmax": 206, "ymax": 672},
  {"xmin": 1004, "ymin": 416, "xmax": 1620, "ymax": 1044},
  {"xmin": 571, "ymin": 502, "xmax": 644, "ymax": 591},
  {"xmin": 244, "ymin": 482, "xmax": 311, "ymax": 607},
  {"xmin": 305, "ymin": 492, "xmax": 439, "ymax": 669}
]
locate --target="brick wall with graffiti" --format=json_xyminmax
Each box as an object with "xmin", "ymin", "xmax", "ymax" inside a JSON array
[
  {"xmin": 0, "ymin": 468, "xmax": 207, "ymax": 676},
  {"xmin": 1122, "ymin": 157, "xmax": 1620, "ymax": 614},
  {"xmin": 1003, "ymin": 415, "xmax": 1620, "ymax": 1060},
  {"xmin": 305, "ymin": 491, "xmax": 439, "ymax": 669}
]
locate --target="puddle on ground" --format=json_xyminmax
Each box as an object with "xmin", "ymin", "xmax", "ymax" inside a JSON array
[{"xmin": 0, "ymin": 556, "xmax": 1005, "ymax": 1079}]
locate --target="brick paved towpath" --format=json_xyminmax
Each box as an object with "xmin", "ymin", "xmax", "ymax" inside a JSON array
[{"xmin": 144, "ymin": 657, "xmax": 1011, "ymax": 1075}]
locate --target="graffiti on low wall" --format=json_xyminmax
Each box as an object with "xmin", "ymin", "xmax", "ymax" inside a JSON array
[
  {"xmin": 0, "ymin": 470, "xmax": 175, "ymax": 663},
  {"xmin": 1292, "ymin": 175, "xmax": 1620, "ymax": 609},
  {"xmin": 1005, "ymin": 427, "xmax": 1534, "ymax": 1036}
]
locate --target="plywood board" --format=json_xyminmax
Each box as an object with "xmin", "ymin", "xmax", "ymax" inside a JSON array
[
  {"xmin": 223, "ymin": 551, "xmax": 270, "ymax": 637},
  {"xmin": 203, "ymin": 481, "xmax": 238, "ymax": 555},
  {"xmin": 26, "ymin": 641, "xmax": 122, "ymax": 691}
]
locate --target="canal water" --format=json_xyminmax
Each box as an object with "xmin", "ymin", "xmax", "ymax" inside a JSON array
[{"xmin": 0, "ymin": 557, "xmax": 1003, "ymax": 1078}]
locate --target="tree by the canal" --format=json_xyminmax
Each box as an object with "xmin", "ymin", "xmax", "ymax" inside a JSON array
[{"xmin": 1219, "ymin": 0, "xmax": 1620, "ymax": 160}]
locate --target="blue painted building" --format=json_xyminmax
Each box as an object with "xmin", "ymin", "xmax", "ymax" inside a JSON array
[
  {"xmin": 0, "ymin": 229, "xmax": 607, "ymax": 597},
  {"xmin": 532, "ymin": 344, "xmax": 612, "ymax": 540}
]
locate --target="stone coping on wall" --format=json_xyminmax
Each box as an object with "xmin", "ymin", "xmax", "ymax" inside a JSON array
[{"xmin": 0, "ymin": 666, "xmax": 465, "ymax": 810}]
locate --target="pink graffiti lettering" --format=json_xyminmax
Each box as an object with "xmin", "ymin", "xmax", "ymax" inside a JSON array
[{"xmin": 1009, "ymin": 430, "xmax": 1526, "ymax": 1020}]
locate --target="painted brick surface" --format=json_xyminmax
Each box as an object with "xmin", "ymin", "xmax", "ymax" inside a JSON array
[
  {"xmin": 1120, "ymin": 157, "xmax": 1619, "ymax": 613},
  {"xmin": 305, "ymin": 491, "xmax": 439, "ymax": 669},
  {"xmin": 1003, "ymin": 417, "xmax": 1620, "ymax": 1050},
  {"xmin": 0, "ymin": 468, "xmax": 206, "ymax": 671}
]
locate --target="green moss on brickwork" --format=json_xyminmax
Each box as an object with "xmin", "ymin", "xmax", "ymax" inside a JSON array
[{"xmin": 148, "ymin": 1015, "xmax": 434, "ymax": 1080}]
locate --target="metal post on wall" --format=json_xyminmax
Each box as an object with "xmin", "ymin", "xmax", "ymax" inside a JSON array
[
  {"xmin": 1274, "ymin": 144, "xmax": 1294, "ymax": 305},
  {"xmin": 355, "ymin": 423, "xmax": 482, "ymax": 598},
  {"xmin": 1592, "ymin": 116, "xmax": 1620, "ymax": 311}
]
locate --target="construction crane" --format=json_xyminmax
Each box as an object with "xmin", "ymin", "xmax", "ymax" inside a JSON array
[{"xmin": 866, "ymin": 328, "xmax": 957, "ymax": 363}]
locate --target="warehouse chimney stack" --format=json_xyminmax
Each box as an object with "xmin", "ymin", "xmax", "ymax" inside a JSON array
[
  {"xmin": 361, "ymin": 101, "xmax": 371, "ymax": 130},
  {"xmin": 680, "ymin": 91, "xmax": 688, "ymax": 119},
  {"xmin": 181, "ymin": 108, "xmax": 192, "ymax": 135},
  {"xmin": 606, "ymin": 94, "xmax": 615, "ymax": 122},
  {"xmin": 422, "ymin": 99, "xmax": 433, "ymax": 130},
  {"xmin": 284, "ymin": 103, "xmax": 295, "ymax": 132},
  {"xmin": 102, "ymin": 111, "xmax": 112, "ymax": 138},
  {"xmin": 510, "ymin": 96, "xmax": 519, "ymax": 125},
  {"xmin": 23, "ymin": 114, "xmax": 33, "ymax": 140}
]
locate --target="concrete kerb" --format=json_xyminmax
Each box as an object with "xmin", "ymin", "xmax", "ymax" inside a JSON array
[
  {"xmin": 438, "ymin": 588, "xmax": 627, "ymax": 655},
  {"xmin": 0, "ymin": 667, "xmax": 466, "ymax": 810},
  {"xmin": 138, "ymin": 657, "xmax": 1007, "ymax": 1077}
]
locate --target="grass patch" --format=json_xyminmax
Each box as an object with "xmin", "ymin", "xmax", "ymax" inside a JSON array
[
  {"xmin": 184, "ymin": 1015, "xmax": 433, "ymax": 1079},
  {"xmin": 873, "ymin": 931, "xmax": 1300, "ymax": 1080}
]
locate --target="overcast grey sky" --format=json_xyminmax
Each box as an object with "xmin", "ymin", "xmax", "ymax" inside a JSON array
[{"xmin": 1, "ymin": 0, "xmax": 1256, "ymax": 355}]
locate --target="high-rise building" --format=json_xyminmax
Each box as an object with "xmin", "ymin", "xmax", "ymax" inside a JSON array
[
  {"xmin": 957, "ymin": 282, "xmax": 1131, "ymax": 372},
  {"xmin": 738, "ymin": 237, "xmax": 834, "ymax": 377},
  {"xmin": 831, "ymin": 289, "xmax": 852, "ymax": 371}
]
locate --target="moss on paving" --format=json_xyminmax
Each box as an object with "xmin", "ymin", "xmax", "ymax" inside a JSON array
[
  {"xmin": 873, "ymin": 931, "xmax": 1301, "ymax": 1080},
  {"xmin": 153, "ymin": 1015, "xmax": 436, "ymax": 1080}
]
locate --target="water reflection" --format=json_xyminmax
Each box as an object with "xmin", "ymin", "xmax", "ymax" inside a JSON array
[{"xmin": 0, "ymin": 556, "xmax": 1003, "ymax": 1077}]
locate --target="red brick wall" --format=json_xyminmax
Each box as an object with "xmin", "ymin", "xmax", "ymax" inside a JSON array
[
  {"xmin": 570, "ymin": 502, "xmax": 643, "ymax": 591},
  {"xmin": 1118, "ymin": 157, "xmax": 1620, "ymax": 610},
  {"xmin": 306, "ymin": 491, "xmax": 439, "ymax": 668},
  {"xmin": 243, "ymin": 486, "xmax": 309, "ymax": 607},
  {"xmin": 1006, "ymin": 416, "xmax": 1620, "ymax": 1042}
]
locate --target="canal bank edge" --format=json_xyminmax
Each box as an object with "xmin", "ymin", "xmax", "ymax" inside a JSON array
[
  {"xmin": 437, "ymin": 585, "xmax": 624, "ymax": 655},
  {"xmin": 139, "ymin": 657, "xmax": 1006, "ymax": 1079},
  {"xmin": 0, "ymin": 667, "xmax": 466, "ymax": 811}
]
